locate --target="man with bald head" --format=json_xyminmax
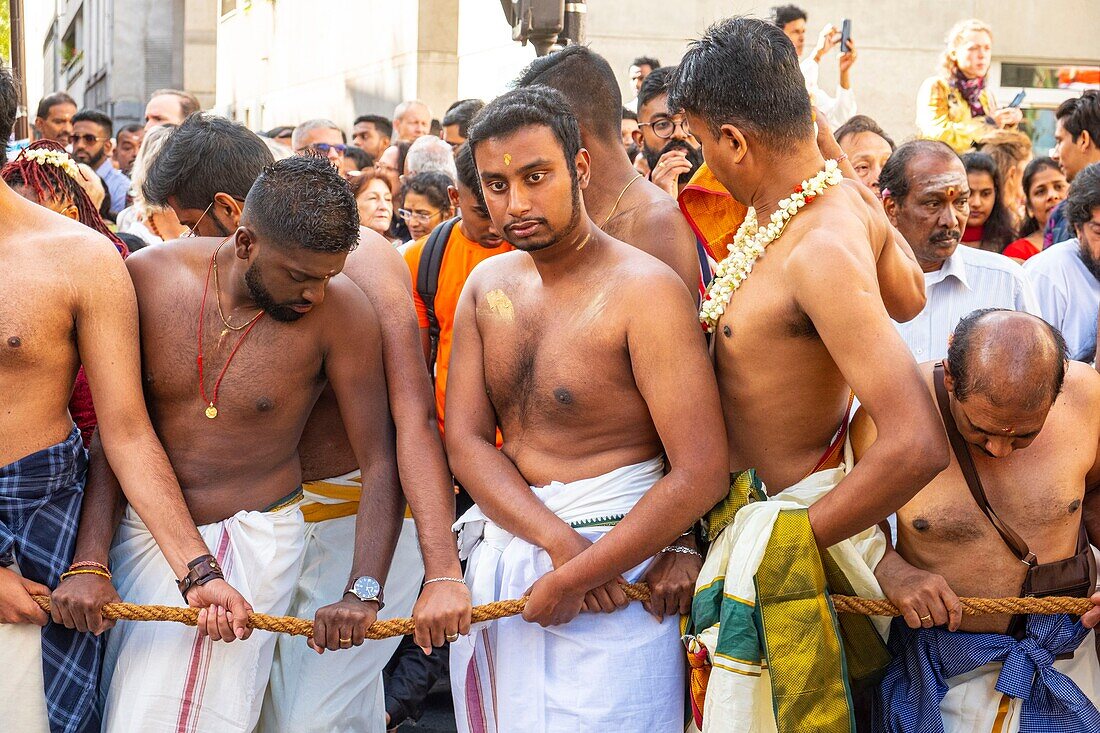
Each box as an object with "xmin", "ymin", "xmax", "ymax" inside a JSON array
[
  {"xmin": 851, "ymin": 309, "xmax": 1100, "ymax": 731},
  {"xmin": 393, "ymin": 100, "xmax": 432, "ymax": 143}
]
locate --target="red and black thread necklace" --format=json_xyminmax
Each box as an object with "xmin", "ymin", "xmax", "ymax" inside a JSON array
[{"xmin": 197, "ymin": 240, "xmax": 264, "ymax": 418}]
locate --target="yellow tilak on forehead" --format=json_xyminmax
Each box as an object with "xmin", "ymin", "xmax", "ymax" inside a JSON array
[{"xmin": 504, "ymin": 153, "xmax": 512, "ymax": 166}]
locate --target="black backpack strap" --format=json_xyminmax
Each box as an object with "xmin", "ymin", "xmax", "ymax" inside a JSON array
[{"xmin": 416, "ymin": 217, "xmax": 460, "ymax": 381}]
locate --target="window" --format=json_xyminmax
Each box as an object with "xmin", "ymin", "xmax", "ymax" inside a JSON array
[{"xmin": 995, "ymin": 62, "xmax": 1099, "ymax": 155}]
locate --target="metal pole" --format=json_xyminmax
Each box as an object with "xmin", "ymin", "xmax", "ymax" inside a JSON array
[
  {"xmin": 562, "ymin": 1, "xmax": 586, "ymax": 46},
  {"xmin": 8, "ymin": 0, "xmax": 29, "ymax": 140}
]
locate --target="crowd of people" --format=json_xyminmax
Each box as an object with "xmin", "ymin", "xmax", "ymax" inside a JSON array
[{"xmin": 2, "ymin": 5, "xmax": 1100, "ymax": 733}]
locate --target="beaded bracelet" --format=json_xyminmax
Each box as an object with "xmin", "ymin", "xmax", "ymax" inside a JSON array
[
  {"xmin": 423, "ymin": 576, "xmax": 466, "ymax": 586},
  {"xmin": 660, "ymin": 545, "xmax": 703, "ymax": 559},
  {"xmin": 60, "ymin": 567, "xmax": 112, "ymax": 582}
]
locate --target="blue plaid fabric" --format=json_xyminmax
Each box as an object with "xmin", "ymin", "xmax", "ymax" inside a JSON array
[
  {"xmin": 873, "ymin": 614, "xmax": 1100, "ymax": 733},
  {"xmin": 1, "ymin": 427, "xmax": 101, "ymax": 733}
]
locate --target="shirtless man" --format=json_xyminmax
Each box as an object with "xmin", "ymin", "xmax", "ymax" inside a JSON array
[
  {"xmin": 854, "ymin": 310, "xmax": 1100, "ymax": 731},
  {"xmin": 516, "ymin": 45, "xmax": 705, "ymax": 297},
  {"xmin": 0, "ymin": 65, "xmax": 250, "ymax": 733},
  {"xmin": 444, "ymin": 86, "xmax": 727, "ymax": 732},
  {"xmin": 121, "ymin": 113, "xmax": 469, "ymax": 732},
  {"xmin": 53, "ymin": 155, "xmax": 402, "ymax": 733},
  {"xmin": 667, "ymin": 18, "xmax": 948, "ymax": 730}
]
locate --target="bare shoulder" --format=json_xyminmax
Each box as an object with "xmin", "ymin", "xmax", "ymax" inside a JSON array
[
  {"xmin": 784, "ymin": 193, "xmax": 878, "ymax": 279},
  {"xmin": 607, "ymin": 238, "xmax": 697, "ymax": 312},
  {"xmin": 1060, "ymin": 361, "xmax": 1100, "ymax": 416},
  {"xmin": 318, "ymin": 272, "xmax": 380, "ymax": 329},
  {"xmin": 343, "ymin": 227, "xmax": 407, "ymax": 293},
  {"xmin": 463, "ymin": 249, "xmax": 528, "ymax": 296}
]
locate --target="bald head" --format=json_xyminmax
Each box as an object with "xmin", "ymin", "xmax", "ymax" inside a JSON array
[{"xmin": 947, "ymin": 309, "xmax": 1068, "ymax": 411}]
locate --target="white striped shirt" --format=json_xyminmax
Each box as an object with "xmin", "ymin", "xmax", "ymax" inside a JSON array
[{"xmin": 893, "ymin": 245, "xmax": 1039, "ymax": 363}]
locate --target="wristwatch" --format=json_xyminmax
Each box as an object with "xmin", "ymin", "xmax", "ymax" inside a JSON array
[{"xmin": 345, "ymin": 575, "xmax": 385, "ymax": 610}]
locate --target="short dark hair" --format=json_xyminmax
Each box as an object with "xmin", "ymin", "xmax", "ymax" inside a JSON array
[
  {"xmin": 878, "ymin": 139, "xmax": 960, "ymax": 203},
  {"xmin": 453, "ymin": 143, "xmax": 484, "ymax": 207},
  {"xmin": 515, "ymin": 45, "xmax": 622, "ymax": 143},
  {"xmin": 771, "ymin": 4, "xmax": 807, "ymax": 27},
  {"xmin": 1056, "ymin": 90, "xmax": 1100, "ymax": 146},
  {"xmin": 1065, "ymin": 162, "xmax": 1100, "ymax": 230},
  {"xmin": 621, "ymin": 107, "xmax": 637, "ymax": 122},
  {"xmin": 344, "ymin": 146, "xmax": 373, "ymax": 170},
  {"xmin": 961, "ymin": 152, "xmax": 1015, "ymax": 253},
  {"xmin": 353, "ymin": 114, "xmax": 393, "ymax": 139},
  {"xmin": 948, "ymin": 308, "xmax": 1067, "ymax": 407},
  {"xmin": 72, "ymin": 110, "xmax": 114, "ymax": 136},
  {"xmin": 264, "ymin": 125, "xmax": 294, "ymax": 140},
  {"xmin": 637, "ymin": 65, "xmax": 677, "ymax": 114},
  {"xmin": 243, "ymin": 156, "xmax": 359, "ymax": 252},
  {"xmin": 467, "ymin": 85, "xmax": 583, "ymax": 182},
  {"xmin": 35, "ymin": 91, "xmax": 76, "ymax": 120},
  {"xmin": 1, "ymin": 66, "xmax": 17, "ymax": 166},
  {"xmin": 401, "ymin": 170, "xmax": 454, "ymax": 214},
  {"xmin": 1017, "ymin": 157, "xmax": 1063, "ymax": 237},
  {"xmin": 833, "ymin": 114, "xmax": 896, "ymax": 151},
  {"xmin": 632, "ymin": 56, "xmax": 661, "ymax": 70},
  {"xmin": 669, "ymin": 16, "xmax": 813, "ymax": 148},
  {"xmin": 144, "ymin": 113, "xmax": 274, "ymax": 209},
  {"xmin": 442, "ymin": 99, "xmax": 485, "ymax": 138},
  {"xmin": 151, "ymin": 89, "xmax": 202, "ymax": 118},
  {"xmin": 117, "ymin": 122, "xmax": 144, "ymax": 137}
]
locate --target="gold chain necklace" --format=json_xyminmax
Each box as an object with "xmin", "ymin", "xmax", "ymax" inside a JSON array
[
  {"xmin": 212, "ymin": 239, "xmax": 263, "ymax": 334},
  {"xmin": 600, "ymin": 173, "xmax": 643, "ymax": 228}
]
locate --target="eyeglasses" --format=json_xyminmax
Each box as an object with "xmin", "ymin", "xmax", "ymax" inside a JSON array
[
  {"xmin": 638, "ymin": 117, "xmax": 692, "ymax": 139},
  {"xmin": 72, "ymin": 133, "xmax": 109, "ymax": 145},
  {"xmin": 398, "ymin": 208, "xmax": 441, "ymax": 224},
  {"xmin": 299, "ymin": 142, "xmax": 347, "ymax": 156}
]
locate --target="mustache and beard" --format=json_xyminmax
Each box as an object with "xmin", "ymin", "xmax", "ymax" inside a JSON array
[
  {"xmin": 244, "ymin": 262, "xmax": 308, "ymax": 323},
  {"xmin": 643, "ymin": 138, "xmax": 704, "ymax": 186},
  {"xmin": 501, "ymin": 173, "xmax": 583, "ymax": 253},
  {"xmin": 1078, "ymin": 240, "xmax": 1100, "ymax": 281}
]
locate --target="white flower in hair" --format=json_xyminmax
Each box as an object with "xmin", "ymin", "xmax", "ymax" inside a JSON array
[{"xmin": 22, "ymin": 147, "xmax": 84, "ymax": 182}]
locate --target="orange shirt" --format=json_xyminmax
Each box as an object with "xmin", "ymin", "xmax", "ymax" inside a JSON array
[{"xmin": 403, "ymin": 223, "xmax": 512, "ymax": 434}]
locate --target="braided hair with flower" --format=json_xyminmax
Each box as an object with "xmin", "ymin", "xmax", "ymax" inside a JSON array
[{"xmin": 1, "ymin": 139, "xmax": 128, "ymax": 255}]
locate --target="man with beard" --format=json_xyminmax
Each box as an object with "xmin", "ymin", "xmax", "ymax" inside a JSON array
[
  {"xmin": 352, "ymin": 115, "xmax": 393, "ymax": 160},
  {"xmin": 446, "ymin": 85, "xmax": 727, "ymax": 732},
  {"xmin": 75, "ymin": 112, "xmax": 471, "ymax": 732},
  {"xmin": 54, "ymin": 156, "xmax": 403, "ymax": 733},
  {"xmin": 880, "ymin": 140, "xmax": 1038, "ymax": 363},
  {"xmin": 516, "ymin": 45, "xmax": 705, "ymax": 299},
  {"xmin": 71, "ymin": 110, "xmax": 130, "ymax": 215},
  {"xmin": 1045, "ymin": 91, "xmax": 1100, "ymax": 247},
  {"xmin": 1026, "ymin": 162, "xmax": 1100, "ymax": 362},
  {"xmin": 669, "ymin": 18, "xmax": 946, "ymax": 730},
  {"xmin": 633, "ymin": 65, "xmax": 703, "ymax": 198}
]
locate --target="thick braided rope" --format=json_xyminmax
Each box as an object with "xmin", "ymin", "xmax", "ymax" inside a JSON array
[{"xmin": 31, "ymin": 586, "xmax": 1092, "ymax": 639}]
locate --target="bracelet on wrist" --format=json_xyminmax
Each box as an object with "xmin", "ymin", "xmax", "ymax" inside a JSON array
[
  {"xmin": 423, "ymin": 576, "xmax": 466, "ymax": 587},
  {"xmin": 176, "ymin": 554, "xmax": 225, "ymax": 601},
  {"xmin": 69, "ymin": 560, "xmax": 110, "ymax": 574},
  {"xmin": 60, "ymin": 567, "xmax": 112, "ymax": 581},
  {"xmin": 835, "ymin": 152, "xmax": 849, "ymax": 163},
  {"xmin": 660, "ymin": 545, "xmax": 703, "ymax": 559}
]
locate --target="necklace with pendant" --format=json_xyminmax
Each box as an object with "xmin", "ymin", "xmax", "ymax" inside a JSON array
[{"xmin": 196, "ymin": 238, "xmax": 264, "ymax": 418}]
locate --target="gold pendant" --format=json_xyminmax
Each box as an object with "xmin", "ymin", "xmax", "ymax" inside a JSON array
[{"xmin": 205, "ymin": 404, "xmax": 218, "ymax": 419}]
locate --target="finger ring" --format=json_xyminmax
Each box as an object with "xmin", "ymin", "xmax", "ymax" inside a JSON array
[
  {"xmin": 919, "ymin": 614, "xmax": 932, "ymax": 623},
  {"xmin": 445, "ymin": 632, "xmax": 460, "ymax": 643},
  {"xmin": 339, "ymin": 637, "xmax": 352, "ymax": 644}
]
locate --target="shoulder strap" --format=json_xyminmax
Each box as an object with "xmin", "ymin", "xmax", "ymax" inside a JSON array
[
  {"xmin": 416, "ymin": 217, "xmax": 460, "ymax": 380},
  {"xmin": 933, "ymin": 362, "xmax": 1036, "ymax": 565}
]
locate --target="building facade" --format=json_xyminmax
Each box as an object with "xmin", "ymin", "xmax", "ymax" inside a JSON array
[
  {"xmin": 38, "ymin": 0, "xmax": 217, "ymax": 126},
  {"xmin": 214, "ymin": 0, "xmax": 1098, "ymax": 151}
]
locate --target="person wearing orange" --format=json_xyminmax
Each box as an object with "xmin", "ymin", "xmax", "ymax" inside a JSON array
[{"xmin": 403, "ymin": 143, "xmax": 512, "ymax": 436}]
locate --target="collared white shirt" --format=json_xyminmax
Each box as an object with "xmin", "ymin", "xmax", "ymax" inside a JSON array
[
  {"xmin": 894, "ymin": 245, "xmax": 1039, "ymax": 363},
  {"xmin": 800, "ymin": 58, "xmax": 856, "ymax": 128},
  {"xmin": 1025, "ymin": 239, "xmax": 1099, "ymax": 362}
]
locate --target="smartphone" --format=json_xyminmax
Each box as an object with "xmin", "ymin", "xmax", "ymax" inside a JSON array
[
  {"xmin": 1008, "ymin": 90, "xmax": 1027, "ymax": 108},
  {"xmin": 840, "ymin": 19, "xmax": 852, "ymax": 53}
]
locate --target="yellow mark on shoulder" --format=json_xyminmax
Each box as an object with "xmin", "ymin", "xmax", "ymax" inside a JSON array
[
  {"xmin": 503, "ymin": 153, "xmax": 512, "ymax": 166},
  {"xmin": 486, "ymin": 289, "xmax": 514, "ymax": 322}
]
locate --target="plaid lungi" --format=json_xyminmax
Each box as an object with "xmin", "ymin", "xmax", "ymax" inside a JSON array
[{"xmin": 0, "ymin": 426, "xmax": 101, "ymax": 733}]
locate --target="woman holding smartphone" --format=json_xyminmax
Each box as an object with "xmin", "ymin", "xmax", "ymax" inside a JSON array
[{"xmin": 916, "ymin": 19, "xmax": 1023, "ymax": 153}]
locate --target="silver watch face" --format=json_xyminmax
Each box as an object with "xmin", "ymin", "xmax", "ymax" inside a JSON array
[{"xmin": 353, "ymin": 576, "xmax": 381, "ymax": 601}]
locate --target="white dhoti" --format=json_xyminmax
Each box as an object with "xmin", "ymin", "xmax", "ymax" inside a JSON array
[
  {"xmin": 450, "ymin": 457, "xmax": 684, "ymax": 733},
  {"xmin": 259, "ymin": 471, "xmax": 424, "ymax": 733},
  {"xmin": 100, "ymin": 494, "xmax": 306, "ymax": 733},
  {"xmin": 694, "ymin": 444, "xmax": 889, "ymax": 733},
  {"xmin": 0, "ymin": 562, "xmax": 50, "ymax": 733}
]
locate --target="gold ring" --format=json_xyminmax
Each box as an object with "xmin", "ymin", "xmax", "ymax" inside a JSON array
[
  {"xmin": 445, "ymin": 632, "xmax": 460, "ymax": 643},
  {"xmin": 918, "ymin": 615, "xmax": 932, "ymax": 623},
  {"xmin": 339, "ymin": 637, "xmax": 352, "ymax": 644}
]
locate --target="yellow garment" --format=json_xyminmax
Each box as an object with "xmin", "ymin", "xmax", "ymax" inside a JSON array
[
  {"xmin": 678, "ymin": 163, "xmax": 748, "ymax": 262},
  {"xmin": 916, "ymin": 76, "xmax": 1000, "ymax": 153},
  {"xmin": 300, "ymin": 474, "xmax": 412, "ymax": 522}
]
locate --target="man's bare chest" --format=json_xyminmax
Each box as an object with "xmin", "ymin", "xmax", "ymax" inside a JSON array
[{"xmin": 0, "ymin": 267, "xmax": 77, "ymax": 371}]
